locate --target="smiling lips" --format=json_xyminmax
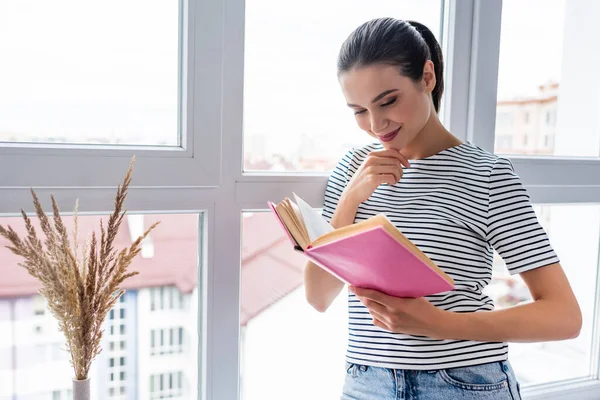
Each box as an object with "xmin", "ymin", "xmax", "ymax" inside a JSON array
[{"xmin": 378, "ymin": 127, "xmax": 400, "ymax": 142}]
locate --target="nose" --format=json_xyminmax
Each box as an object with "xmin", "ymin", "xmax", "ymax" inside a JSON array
[{"xmin": 370, "ymin": 114, "xmax": 389, "ymax": 135}]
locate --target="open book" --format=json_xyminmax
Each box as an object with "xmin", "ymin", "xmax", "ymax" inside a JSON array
[{"xmin": 268, "ymin": 193, "xmax": 454, "ymax": 298}]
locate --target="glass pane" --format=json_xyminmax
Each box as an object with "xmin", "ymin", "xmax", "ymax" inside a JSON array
[
  {"xmin": 0, "ymin": 212, "xmax": 200, "ymax": 399},
  {"xmin": 244, "ymin": 0, "xmax": 443, "ymax": 172},
  {"xmin": 240, "ymin": 211, "xmax": 348, "ymax": 399},
  {"xmin": 495, "ymin": 0, "xmax": 600, "ymax": 157},
  {"xmin": 241, "ymin": 205, "xmax": 599, "ymax": 396},
  {"xmin": 484, "ymin": 204, "xmax": 599, "ymax": 385},
  {"xmin": 0, "ymin": 1, "xmax": 180, "ymax": 146}
]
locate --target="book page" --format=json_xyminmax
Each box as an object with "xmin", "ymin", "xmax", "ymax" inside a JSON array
[
  {"xmin": 293, "ymin": 192, "xmax": 334, "ymax": 243},
  {"xmin": 275, "ymin": 201, "xmax": 310, "ymax": 250}
]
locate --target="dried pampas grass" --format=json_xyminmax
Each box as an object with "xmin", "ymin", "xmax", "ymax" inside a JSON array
[{"xmin": 0, "ymin": 157, "xmax": 159, "ymax": 380}]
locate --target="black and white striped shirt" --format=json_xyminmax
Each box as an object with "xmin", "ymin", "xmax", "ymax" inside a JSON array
[{"xmin": 321, "ymin": 141, "xmax": 559, "ymax": 370}]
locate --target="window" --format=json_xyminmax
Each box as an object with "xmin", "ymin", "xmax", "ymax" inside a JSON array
[
  {"xmin": 120, "ymin": 308, "xmax": 125, "ymax": 319},
  {"xmin": 495, "ymin": 0, "xmax": 600, "ymax": 157},
  {"xmin": 495, "ymin": 135, "xmax": 513, "ymax": 151},
  {"xmin": 150, "ymin": 327, "xmax": 185, "ymax": 355},
  {"xmin": 484, "ymin": 205, "xmax": 599, "ymax": 385},
  {"xmin": 150, "ymin": 288, "xmax": 156, "ymax": 311},
  {"xmin": 169, "ymin": 286, "xmax": 175, "ymax": 309},
  {"xmin": 149, "ymin": 372, "xmax": 184, "ymax": 399},
  {"xmin": 471, "ymin": 0, "xmax": 600, "ymax": 397},
  {"xmin": 240, "ymin": 211, "xmax": 348, "ymax": 398},
  {"xmin": 0, "ymin": 1, "xmax": 180, "ymax": 147},
  {"xmin": 0, "ymin": 212, "xmax": 200, "ymax": 400},
  {"xmin": 33, "ymin": 295, "xmax": 45, "ymax": 316},
  {"xmin": 243, "ymin": 0, "xmax": 443, "ymax": 172},
  {"xmin": 4, "ymin": 0, "xmax": 600, "ymax": 399},
  {"xmin": 150, "ymin": 286, "xmax": 181, "ymax": 312}
]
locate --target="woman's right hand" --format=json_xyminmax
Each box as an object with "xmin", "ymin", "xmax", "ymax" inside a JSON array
[{"xmin": 343, "ymin": 149, "xmax": 411, "ymax": 205}]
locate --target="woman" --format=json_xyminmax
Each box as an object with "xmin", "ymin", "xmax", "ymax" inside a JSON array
[{"xmin": 304, "ymin": 18, "xmax": 582, "ymax": 399}]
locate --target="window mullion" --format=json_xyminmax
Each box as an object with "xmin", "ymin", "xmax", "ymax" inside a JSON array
[{"xmin": 465, "ymin": 0, "xmax": 502, "ymax": 152}]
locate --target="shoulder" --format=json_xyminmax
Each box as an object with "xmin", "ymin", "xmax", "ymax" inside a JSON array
[
  {"xmin": 449, "ymin": 142, "xmax": 522, "ymax": 177},
  {"xmin": 450, "ymin": 142, "xmax": 500, "ymax": 169}
]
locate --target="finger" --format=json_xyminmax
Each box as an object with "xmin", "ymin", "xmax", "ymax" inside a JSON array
[
  {"xmin": 371, "ymin": 165, "xmax": 402, "ymax": 183},
  {"xmin": 350, "ymin": 286, "xmax": 389, "ymax": 304},
  {"xmin": 395, "ymin": 151, "xmax": 411, "ymax": 169},
  {"xmin": 369, "ymin": 150, "xmax": 411, "ymax": 168},
  {"xmin": 361, "ymin": 297, "xmax": 389, "ymax": 316},
  {"xmin": 369, "ymin": 155, "xmax": 402, "ymax": 168},
  {"xmin": 372, "ymin": 316, "xmax": 393, "ymax": 332},
  {"xmin": 368, "ymin": 172, "xmax": 396, "ymax": 187}
]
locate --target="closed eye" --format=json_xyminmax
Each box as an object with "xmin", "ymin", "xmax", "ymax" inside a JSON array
[
  {"xmin": 353, "ymin": 97, "xmax": 396, "ymax": 115},
  {"xmin": 381, "ymin": 97, "xmax": 397, "ymax": 107}
]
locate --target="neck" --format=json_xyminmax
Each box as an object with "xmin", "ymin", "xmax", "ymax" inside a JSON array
[{"xmin": 401, "ymin": 112, "xmax": 462, "ymax": 160}]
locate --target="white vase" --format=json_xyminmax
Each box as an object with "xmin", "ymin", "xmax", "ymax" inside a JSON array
[{"xmin": 73, "ymin": 378, "xmax": 90, "ymax": 400}]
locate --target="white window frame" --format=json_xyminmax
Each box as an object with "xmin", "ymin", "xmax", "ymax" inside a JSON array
[
  {"xmin": 1, "ymin": 1, "xmax": 599, "ymax": 400},
  {"xmin": 454, "ymin": 1, "xmax": 600, "ymax": 399},
  {"xmin": 0, "ymin": 0, "xmax": 223, "ymax": 190}
]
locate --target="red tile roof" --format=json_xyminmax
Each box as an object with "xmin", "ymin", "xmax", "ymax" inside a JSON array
[
  {"xmin": 0, "ymin": 212, "xmax": 306, "ymax": 326},
  {"xmin": 241, "ymin": 213, "xmax": 306, "ymax": 326}
]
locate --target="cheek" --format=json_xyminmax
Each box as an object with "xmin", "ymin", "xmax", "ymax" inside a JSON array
[
  {"xmin": 401, "ymin": 95, "xmax": 430, "ymax": 126},
  {"xmin": 355, "ymin": 116, "xmax": 372, "ymax": 133}
]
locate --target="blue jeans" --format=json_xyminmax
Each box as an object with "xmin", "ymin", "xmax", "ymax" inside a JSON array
[{"xmin": 342, "ymin": 360, "xmax": 522, "ymax": 400}]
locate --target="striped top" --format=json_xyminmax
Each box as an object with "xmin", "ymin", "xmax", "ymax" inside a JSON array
[{"xmin": 321, "ymin": 141, "xmax": 559, "ymax": 370}]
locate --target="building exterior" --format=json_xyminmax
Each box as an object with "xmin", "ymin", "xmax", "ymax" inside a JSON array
[
  {"xmin": 0, "ymin": 211, "xmax": 302, "ymax": 400},
  {"xmin": 495, "ymin": 81, "xmax": 559, "ymax": 156}
]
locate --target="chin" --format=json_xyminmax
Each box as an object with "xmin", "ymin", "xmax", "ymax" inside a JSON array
[{"xmin": 382, "ymin": 137, "xmax": 406, "ymax": 151}]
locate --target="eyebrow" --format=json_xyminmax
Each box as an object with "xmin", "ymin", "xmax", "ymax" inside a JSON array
[{"xmin": 347, "ymin": 89, "xmax": 399, "ymax": 108}]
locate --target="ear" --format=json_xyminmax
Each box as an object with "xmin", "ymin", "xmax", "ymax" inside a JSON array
[{"xmin": 422, "ymin": 60, "xmax": 436, "ymax": 92}]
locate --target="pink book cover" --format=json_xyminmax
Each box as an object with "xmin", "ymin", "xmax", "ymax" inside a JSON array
[
  {"xmin": 267, "ymin": 201, "xmax": 453, "ymax": 298},
  {"xmin": 305, "ymin": 227, "xmax": 454, "ymax": 298}
]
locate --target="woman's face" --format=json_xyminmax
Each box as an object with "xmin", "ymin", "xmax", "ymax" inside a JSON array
[{"xmin": 339, "ymin": 62, "xmax": 435, "ymax": 151}]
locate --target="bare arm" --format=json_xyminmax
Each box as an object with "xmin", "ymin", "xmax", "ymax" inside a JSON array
[
  {"xmin": 440, "ymin": 263, "xmax": 582, "ymax": 342},
  {"xmin": 351, "ymin": 263, "xmax": 581, "ymax": 341},
  {"xmin": 305, "ymin": 149, "xmax": 410, "ymax": 313},
  {"xmin": 304, "ymin": 194, "xmax": 360, "ymax": 312}
]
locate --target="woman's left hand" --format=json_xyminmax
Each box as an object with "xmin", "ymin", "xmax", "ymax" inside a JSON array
[{"xmin": 349, "ymin": 286, "xmax": 448, "ymax": 338}]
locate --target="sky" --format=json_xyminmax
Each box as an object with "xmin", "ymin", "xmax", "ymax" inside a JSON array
[{"xmin": 0, "ymin": 0, "xmax": 569, "ymax": 155}]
